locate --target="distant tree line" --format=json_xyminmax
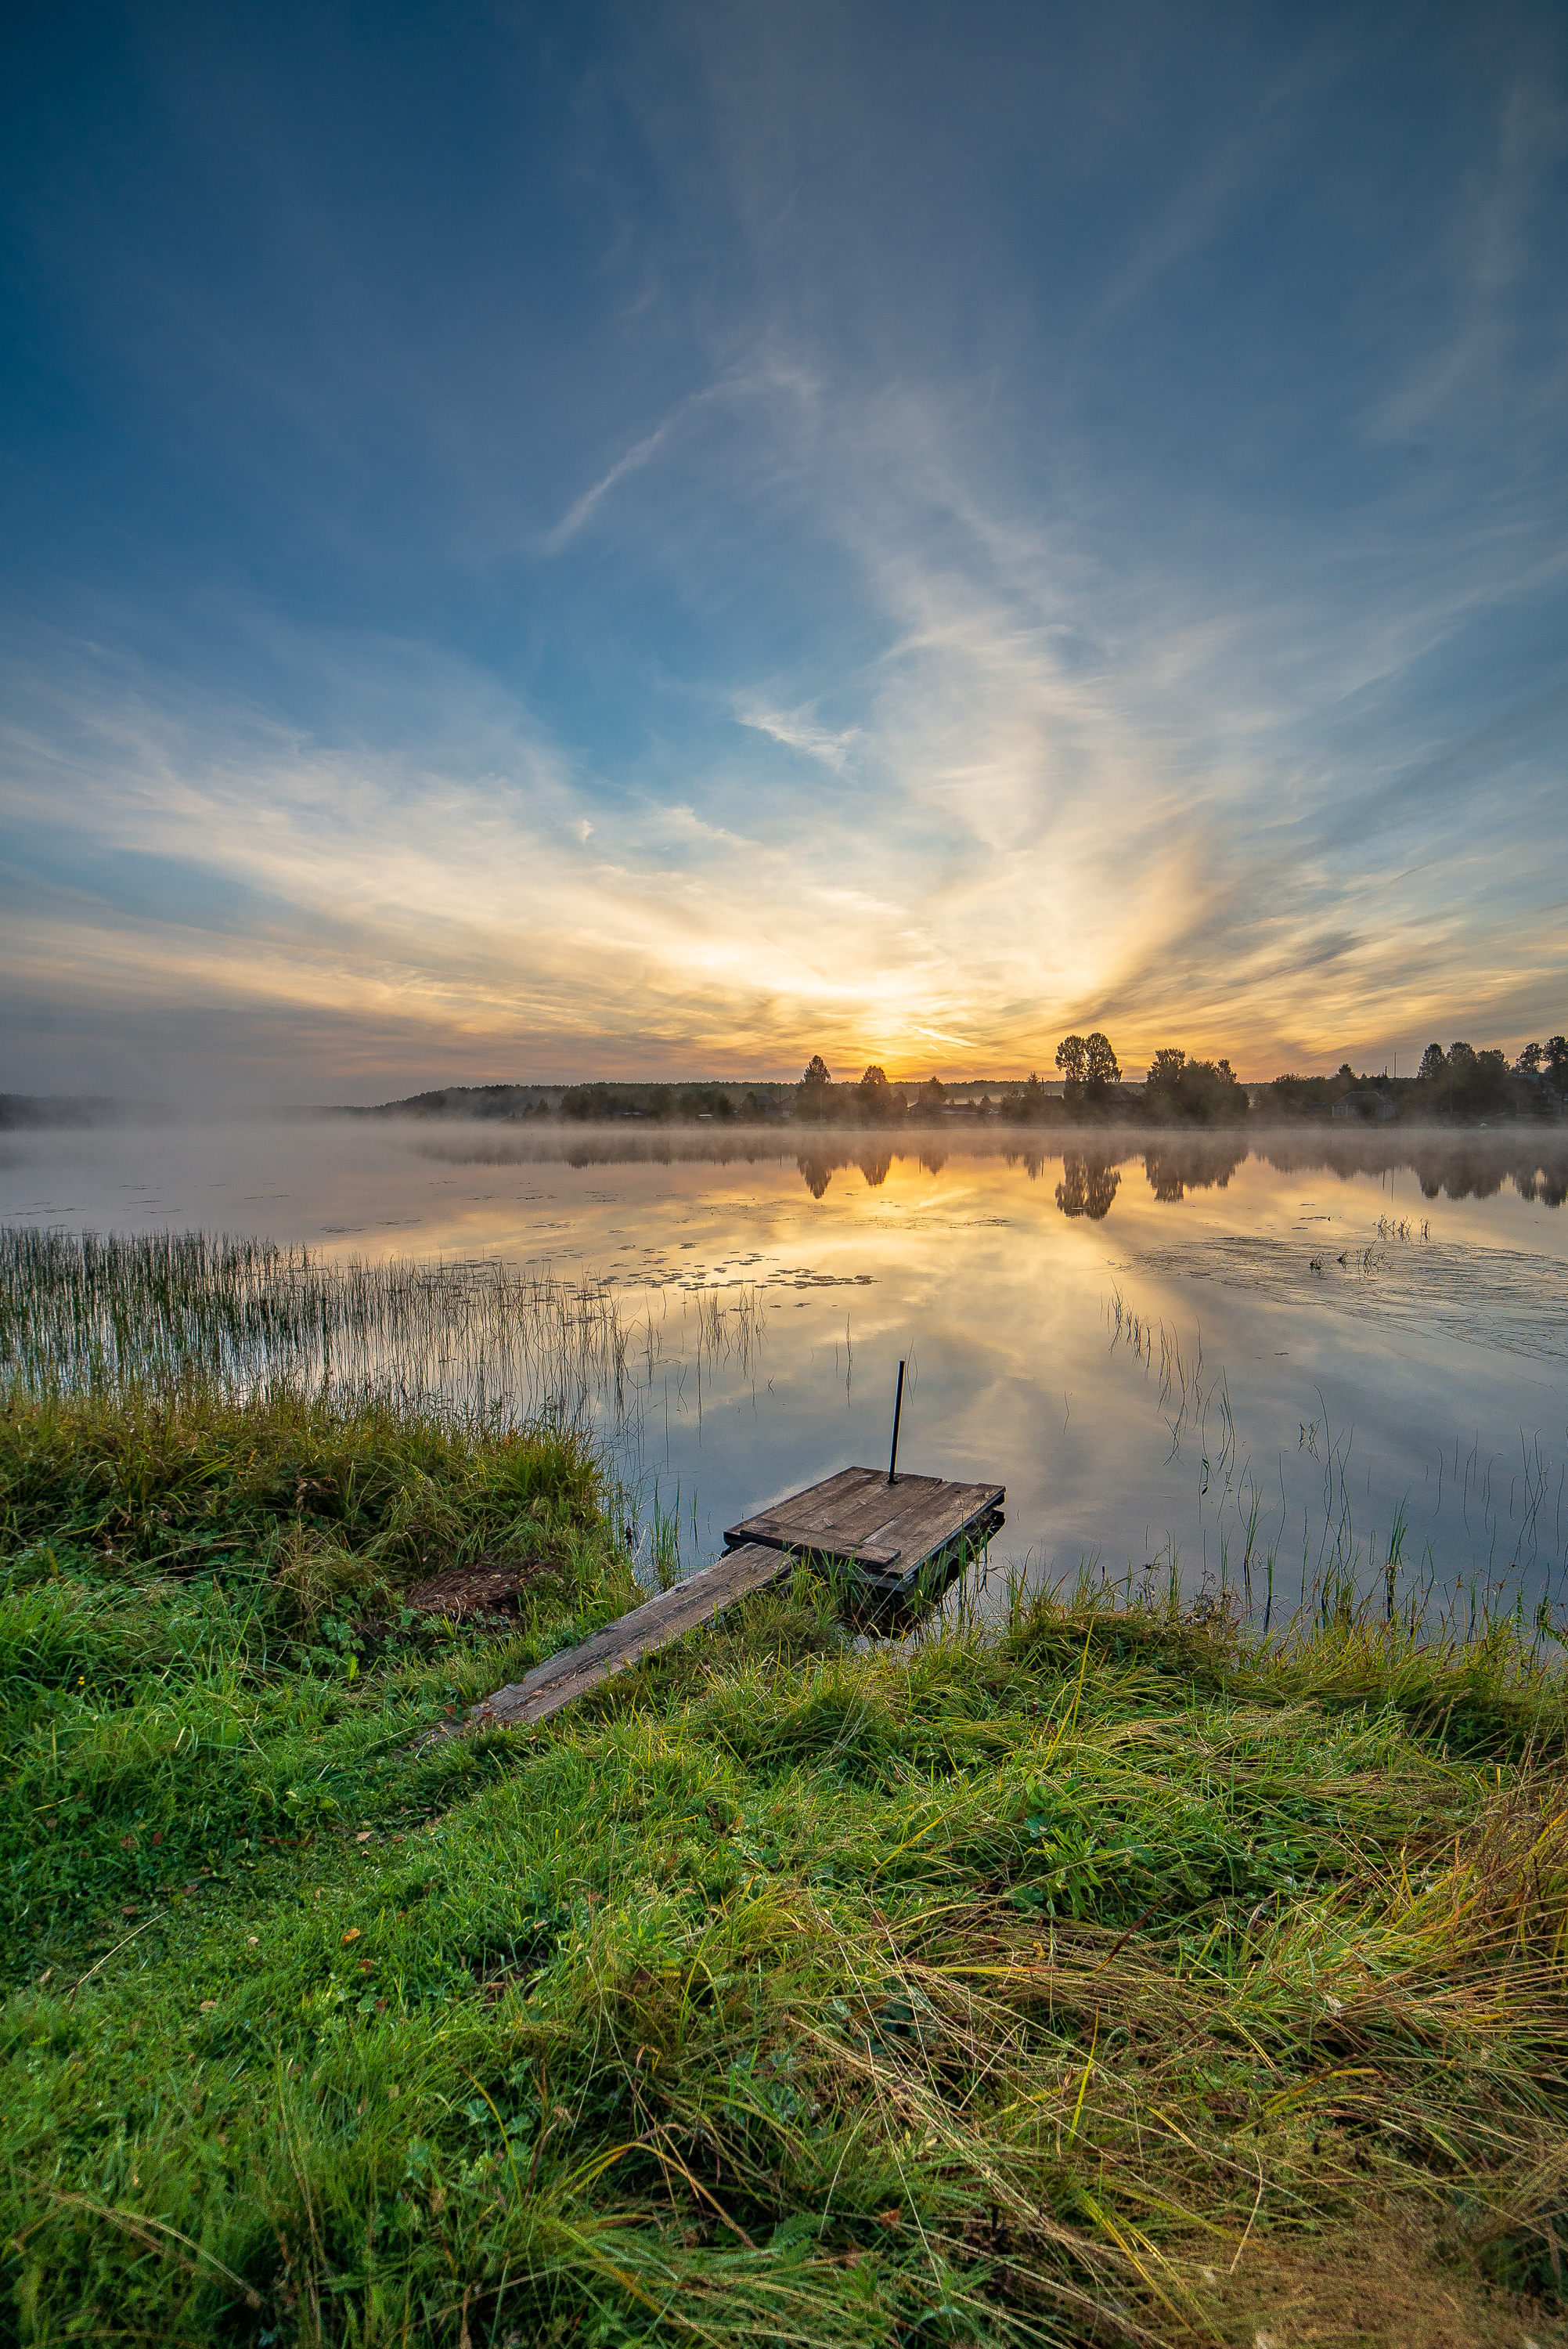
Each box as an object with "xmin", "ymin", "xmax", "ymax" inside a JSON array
[
  {"xmin": 792, "ymin": 1027, "xmax": 1566, "ymax": 1129},
  {"xmin": 999, "ymin": 1037, "xmax": 1249, "ymax": 1126},
  {"xmin": 1269, "ymin": 1034, "xmax": 1566, "ymax": 1124},
  {"xmin": 795, "ymin": 1057, "xmax": 949, "ymax": 1124},
  {"xmin": 791, "ymin": 1039, "xmax": 1250, "ymax": 1127},
  {"xmin": 355, "ymin": 1029, "xmax": 1568, "ymax": 1133},
  {"xmin": 559, "ymin": 1083, "xmax": 780, "ymax": 1124}
]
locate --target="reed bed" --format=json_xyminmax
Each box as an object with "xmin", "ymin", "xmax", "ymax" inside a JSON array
[
  {"xmin": 0, "ymin": 1227, "xmax": 642, "ymax": 1428},
  {"xmin": 0, "ymin": 1232, "xmax": 770, "ymax": 1565}
]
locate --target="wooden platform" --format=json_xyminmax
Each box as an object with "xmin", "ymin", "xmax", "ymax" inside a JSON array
[
  {"xmin": 451, "ymin": 1463, "xmax": 1004, "ymax": 1739},
  {"xmin": 725, "ymin": 1465, "xmax": 1005, "ymax": 1597}
]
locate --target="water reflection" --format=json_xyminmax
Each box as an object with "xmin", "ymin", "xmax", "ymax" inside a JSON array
[
  {"xmin": 1244, "ymin": 1132, "xmax": 1568, "ymax": 1207},
  {"xmin": 407, "ymin": 1121, "xmax": 1568, "ymax": 1214},
  {"xmin": 794, "ymin": 1142, "xmax": 899, "ymax": 1196},
  {"xmin": 1054, "ymin": 1154, "xmax": 1121, "ymax": 1219},
  {"xmin": 798, "ymin": 1131, "xmax": 1568, "ymax": 1217},
  {"xmin": 1144, "ymin": 1139, "xmax": 1247, "ymax": 1202}
]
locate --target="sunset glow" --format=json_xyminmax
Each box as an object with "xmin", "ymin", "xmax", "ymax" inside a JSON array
[{"xmin": 2, "ymin": 8, "xmax": 1564, "ymax": 1099}]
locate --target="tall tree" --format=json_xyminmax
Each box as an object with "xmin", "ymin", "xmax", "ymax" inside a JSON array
[
  {"xmin": 1083, "ymin": 1032, "xmax": 1120, "ymax": 1102},
  {"xmin": 1145, "ymin": 1046, "xmax": 1247, "ymax": 1124},
  {"xmin": 798, "ymin": 1053, "xmax": 832, "ymax": 1123}
]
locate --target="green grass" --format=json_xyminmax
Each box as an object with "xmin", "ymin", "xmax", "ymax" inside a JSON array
[{"xmin": 3, "ymin": 1392, "xmax": 1567, "ymax": 2347}]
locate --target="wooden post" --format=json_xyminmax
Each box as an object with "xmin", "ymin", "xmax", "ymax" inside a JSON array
[{"xmin": 887, "ymin": 1359, "xmax": 906, "ymax": 1485}]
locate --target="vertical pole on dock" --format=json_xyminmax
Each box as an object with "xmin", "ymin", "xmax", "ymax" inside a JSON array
[{"xmin": 887, "ymin": 1359, "xmax": 906, "ymax": 1485}]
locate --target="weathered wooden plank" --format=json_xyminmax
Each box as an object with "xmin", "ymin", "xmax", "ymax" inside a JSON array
[
  {"xmin": 831, "ymin": 1489, "xmax": 1002, "ymax": 1588},
  {"xmin": 462, "ymin": 1544, "xmax": 785, "ymax": 1733},
  {"xmin": 809, "ymin": 1470, "xmax": 943, "ymax": 1535},
  {"xmin": 726, "ymin": 1466, "xmax": 926, "ymax": 1549},
  {"xmin": 726, "ymin": 1466, "xmax": 882, "ymax": 1545},
  {"xmin": 773, "ymin": 1464, "xmax": 872, "ymax": 1524},
  {"xmin": 808, "ymin": 1493, "xmax": 935, "ymax": 1552},
  {"xmin": 882, "ymin": 1480, "xmax": 1006, "ymax": 1557},
  {"xmin": 816, "ymin": 1498, "xmax": 911, "ymax": 1558},
  {"xmin": 858, "ymin": 1488, "xmax": 1006, "ymax": 1592},
  {"xmin": 727, "ymin": 1511, "xmax": 903, "ymax": 1568}
]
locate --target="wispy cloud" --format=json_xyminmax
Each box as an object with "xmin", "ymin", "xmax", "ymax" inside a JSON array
[
  {"xmin": 649, "ymin": 801, "xmax": 752, "ymax": 848},
  {"xmin": 542, "ymin": 406, "xmax": 690, "ymax": 554},
  {"xmin": 734, "ymin": 702, "xmax": 859, "ymax": 769},
  {"xmin": 542, "ymin": 354, "xmax": 820, "ymax": 554}
]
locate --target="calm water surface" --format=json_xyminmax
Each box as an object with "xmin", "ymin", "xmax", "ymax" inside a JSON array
[{"xmin": 5, "ymin": 1117, "xmax": 1567, "ymax": 1623}]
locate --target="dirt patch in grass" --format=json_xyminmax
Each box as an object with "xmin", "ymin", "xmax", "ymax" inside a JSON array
[{"xmin": 403, "ymin": 1550, "xmax": 556, "ymax": 1618}]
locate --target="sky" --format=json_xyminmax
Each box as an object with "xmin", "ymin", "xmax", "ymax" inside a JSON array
[{"xmin": 2, "ymin": 1, "xmax": 1565, "ymax": 1102}]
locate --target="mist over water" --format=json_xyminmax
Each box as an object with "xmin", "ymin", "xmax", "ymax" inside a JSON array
[{"xmin": 3, "ymin": 1113, "xmax": 1566, "ymax": 1627}]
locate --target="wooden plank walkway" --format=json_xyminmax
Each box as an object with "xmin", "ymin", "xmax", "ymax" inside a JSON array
[
  {"xmin": 725, "ymin": 1465, "xmax": 1004, "ymax": 1595},
  {"xmin": 449, "ymin": 1463, "xmax": 1004, "ymax": 1738},
  {"xmin": 459, "ymin": 1543, "xmax": 784, "ymax": 1733}
]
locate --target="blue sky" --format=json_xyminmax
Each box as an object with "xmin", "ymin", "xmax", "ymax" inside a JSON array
[{"xmin": 2, "ymin": 1, "xmax": 1565, "ymax": 1099}]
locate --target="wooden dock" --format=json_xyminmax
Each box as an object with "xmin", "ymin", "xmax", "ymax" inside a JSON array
[
  {"xmin": 453, "ymin": 1465, "xmax": 1004, "ymax": 1736},
  {"xmin": 725, "ymin": 1464, "xmax": 1005, "ymax": 1600}
]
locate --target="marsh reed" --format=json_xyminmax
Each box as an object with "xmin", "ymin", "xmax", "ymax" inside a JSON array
[{"xmin": 0, "ymin": 1227, "xmax": 643, "ymax": 1424}]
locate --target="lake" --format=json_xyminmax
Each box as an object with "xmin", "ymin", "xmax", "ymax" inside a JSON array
[{"xmin": 4, "ymin": 1115, "xmax": 1566, "ymax": 1630}]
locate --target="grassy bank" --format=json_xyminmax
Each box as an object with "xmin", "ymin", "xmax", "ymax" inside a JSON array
[{"xmin": 3, "ymin": 1391, "xmax": 1568, "ymax": 2347}]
